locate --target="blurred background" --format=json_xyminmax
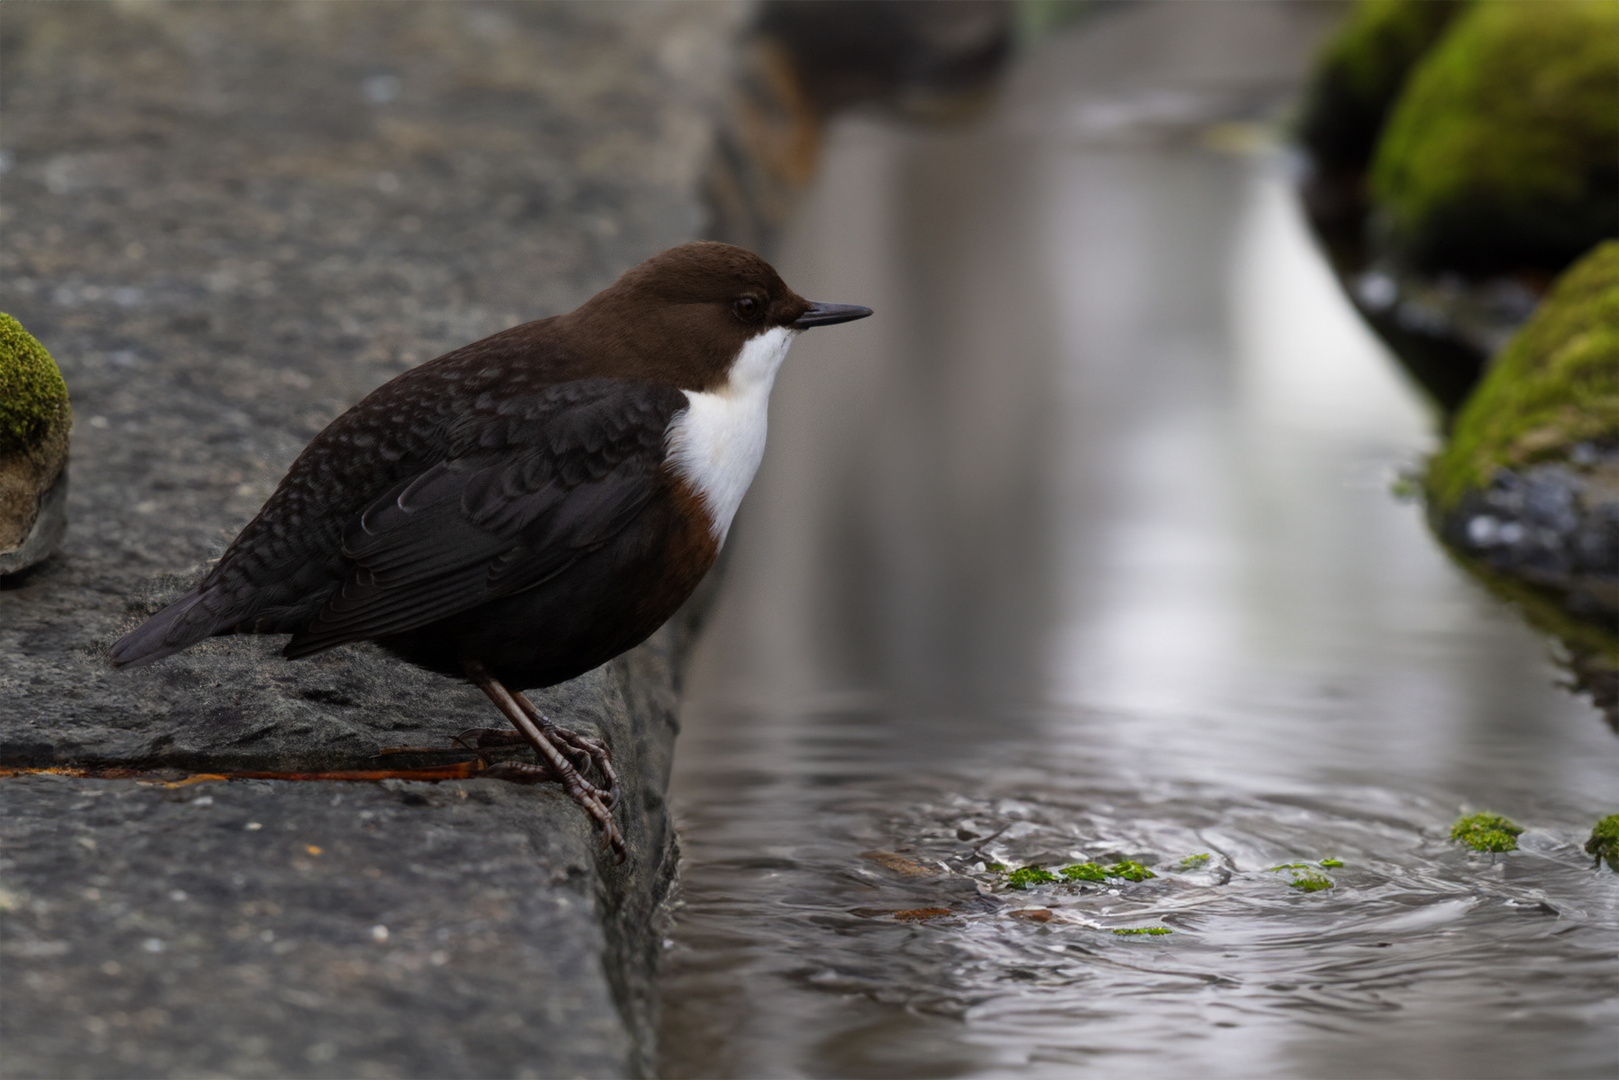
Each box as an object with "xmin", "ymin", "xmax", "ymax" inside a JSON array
[
  {"xmin": 663, "ymin": 2, "xmax": 1619, "ymax": 1076},
  {"xmin": 3, "ymin": 2, "xmax": 1615, "ymax": 1078}
]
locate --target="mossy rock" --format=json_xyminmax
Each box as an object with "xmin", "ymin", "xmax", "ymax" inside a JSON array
[
  {"xmin": 1369, "ymin": 0, "xmax": 1619, "ymax": 274},
  {"xmin": 1449, "ymin": 811, "xmax": 1522, "ymax": 854},
  {"xmin": 1, "ymin": 313, "xmax": 70, "ymax": 457},
  {"xmin": 0, "ymin": 314, "xmax": 72, "ymax": 565},
  {"xmin": 1426, "ymin": 242, "xmax": 1619, "ymax": 511},
  {"xmin": 1586, "ymin": 814, "xmax": 1619, "ymax": 872},
  {"xmin": 1296, "ymin": 0, "xmax": 1469, "ymax": 175}
]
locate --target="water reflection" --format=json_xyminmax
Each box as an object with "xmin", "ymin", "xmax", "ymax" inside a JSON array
[{"xmin": 662, "ymin": 5, "xmax": 1618, "ymax": 1077}]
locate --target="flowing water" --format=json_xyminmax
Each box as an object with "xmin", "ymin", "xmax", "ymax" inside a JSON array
[{"xmin": 659, "ymin": 6, "xmax": 1619, "ymax": 1077}]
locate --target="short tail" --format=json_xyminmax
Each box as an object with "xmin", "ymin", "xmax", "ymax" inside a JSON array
[{"xmin": 108, "ymin": 589, "xmax": 215, "ymax": 667}]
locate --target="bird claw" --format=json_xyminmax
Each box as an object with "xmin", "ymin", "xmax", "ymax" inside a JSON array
[
  {"xmin": 451, "ymin": 723, "xmax": 619, "ymax": 809},
  {"xmin": 547, "ymin": 727, "xmax": 621, "ymax": 809},
  {"xmin": 476, "ymin": 759, "xmax": 624, "ymax": 860}
]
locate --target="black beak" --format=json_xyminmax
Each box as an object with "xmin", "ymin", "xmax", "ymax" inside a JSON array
[{"xmin": 794, "ymin": 301, "xmax": 873, "ymax": 329}]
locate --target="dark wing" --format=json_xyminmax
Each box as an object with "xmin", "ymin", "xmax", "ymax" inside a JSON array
[
  {"xmin": 109, "ymin": 377, "xmax": 686, "ymax": 666},
  {"xmin": 280, "ymin": 379, "xmax": 686, "ymax": 658}
]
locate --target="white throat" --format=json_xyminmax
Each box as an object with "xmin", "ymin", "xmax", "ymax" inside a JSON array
[{"xmin": 665, "ymin": 325, "xmax": 796, "ymax": 545}]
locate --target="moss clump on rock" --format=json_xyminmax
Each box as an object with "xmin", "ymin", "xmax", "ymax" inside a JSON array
[
  {"xmin": 0, "ymin": 314, "xmax": 70, "ymax": 457},
  {"xmin": 1286, "ymin": 871, "xmax": 1334, "ymax": 893},
  {"xmin": 1059, "ymin": 862, "xmax": 1107, "ymax": 882},
  {"xmin": 1450, "ymin": 811, "xmax": 1522, "ymax": 853},
  {"xmin": 1585, "ymin": 814, "xmax": 1619, "ymax": 872},
  {"xmin": 1369, "ymin": 0, "xmax": 1619, "ymax": 274},
  {"xmin": 1006, "ymin": 866, "xmax": 1058, "ymax": 890},
  {"xmin": 1426, "ymin": 242, "xmax": 1619, "ymax": 511},
  {"xmin": 1267, "ymin": 863, "xmax": 1337, "ymax": 891},
  {"xmin": 1297, "ymin": 0, "xmax": 1469, "ymax": 175}
]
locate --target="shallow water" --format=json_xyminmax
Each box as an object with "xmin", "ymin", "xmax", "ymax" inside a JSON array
[{"xmin": 660, "ymin": 6, "xmax": 1619, "ymax": 1077}]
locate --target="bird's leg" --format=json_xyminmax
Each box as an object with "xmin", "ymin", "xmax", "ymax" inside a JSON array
[
  {"xmin": 511, "ymin": 690, "xmax": 620, "ymax": 809},
  {"xmin": 462, "ymin": 660, "xmax": 626, "ymax": 862}
]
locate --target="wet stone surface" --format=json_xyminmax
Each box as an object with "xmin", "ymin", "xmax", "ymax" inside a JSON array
[
  {"xmin": 1, "ymin": 774, "xmax": 614, "ymax": 1079},
  {"xmin": 0, "ymin": 3, "xmax": 740, "ymax": 1075},
  {"xmin": 1439, "ymin": 443, "xmax": 1619, "ymax": 618}
]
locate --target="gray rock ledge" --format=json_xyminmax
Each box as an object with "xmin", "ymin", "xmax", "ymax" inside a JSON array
[{"xmin": 0, "ymin": 3, "xmax": 742, "ymax": 1076}]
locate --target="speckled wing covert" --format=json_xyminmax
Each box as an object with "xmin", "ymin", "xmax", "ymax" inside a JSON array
[{"xmin": 109, "ymin": 376, "xmax": 688, "ymax": 665}]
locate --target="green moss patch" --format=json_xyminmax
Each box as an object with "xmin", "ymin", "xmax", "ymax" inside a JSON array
[
  {"xmin": 1286, "ymin": 871, "xmax": 1335, "ymax": 893},
  {"xmin": 1585, "ymin": 814, "xmax": 1619, "ymax": 872},
  {"xmin": 1450, "ymin": 811, "xmax": 1523, "ymax": 853},
  {"xmin": 1007, "ymin": 860, "xmax": 1156, "ymax": 887},
  {"xmin": 1426, "ymin": 242, "xmax": 1619, "ymax": 511},
  {"xmin": 1006, "ymin": 866, "xmax": 1058, "ymax": 890},
  {"xmin": 1112, "ymin": 926, "xmax": 1172, "ymax": 936},
  {"xmin": 1297, "ymin": 0, "xmax": 1468, "ymax": 174},
  {"xmin": 0, "ymin": 314, "xmax": 70, "ymax": 456},
  {"xmin": 1266, "ymin": 864, "xmax": 1338, "ymax": 891},
  {"xmin": 1369, "ymin": 0, "xmax": 1619, "ymax": 273}
]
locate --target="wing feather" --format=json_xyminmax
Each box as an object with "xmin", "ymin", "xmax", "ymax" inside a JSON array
[{"xmin": 281, "ymin": 379, "xmax": 686, "ymax": 658}]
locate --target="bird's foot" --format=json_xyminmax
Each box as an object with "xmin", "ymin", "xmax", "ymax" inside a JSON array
[
  {"xmin": 453, "ymin": 722, "xmax": 618, "ymax": 809},
  {"xmin": 462, "ymin": 661, "xmax": 626, "ymax": 863},
  {"xmin": 512, "ymin": 693, "xmax": 621, "ymax": 810}
]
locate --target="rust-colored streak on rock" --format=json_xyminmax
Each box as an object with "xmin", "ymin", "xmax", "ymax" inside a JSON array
[{"xmin": 0, "ymin": 762, "xmax": 484, "ymax": 783}]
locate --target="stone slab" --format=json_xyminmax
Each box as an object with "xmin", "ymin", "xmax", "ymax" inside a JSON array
[
  {"xmin": 0, "ymin": 3, "xmax": 742, "ymax": 1075},
  {"xmin": 2, "ymin": 774, "xmax": 616, "ymax": 1079}
]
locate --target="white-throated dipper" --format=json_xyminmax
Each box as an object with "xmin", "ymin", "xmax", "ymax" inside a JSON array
[{"xmin": 110, "ymin": 242, "xmax": 871, "ymax": 858}]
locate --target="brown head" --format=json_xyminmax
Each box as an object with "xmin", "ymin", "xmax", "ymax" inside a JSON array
[{"xmin": 561, "ymin": 242, "xmax": 871, "ymax": 391}]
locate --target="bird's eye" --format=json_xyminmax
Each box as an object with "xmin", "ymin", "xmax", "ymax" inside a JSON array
[{"xmin": 733, "ymin": 296, "xmax": 760, "ymax": 320}]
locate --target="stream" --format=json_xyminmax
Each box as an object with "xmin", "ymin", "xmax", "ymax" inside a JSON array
[{"xmin": 659, "ymin": 6, "xmax": 1619, "ymax": 1077}]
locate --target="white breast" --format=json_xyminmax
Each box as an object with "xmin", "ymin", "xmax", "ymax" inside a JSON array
[{"xmin": 665, "ymin": 325, "xmax": 797, "ymax": 545}]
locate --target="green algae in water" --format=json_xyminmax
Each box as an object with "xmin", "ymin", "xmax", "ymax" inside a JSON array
[
  {"xmin": 1175, "ymin": 853, "xmax": 1212, "ymax": 871},
  {"xmin": 1286, "ymin": 871, "xmax": 1336, "ymax": 893},
  {"xmin": 1060, "ymin": 862, "xmax": 1108, "ymax": 882},
  {"xmin": 1105, "ymin": 861, "xmax": 1155, "ymax": 882},
  {"xmin": 1006, "ymin": 866, "xmax": 1058, "ymax": 890},
  {"xmin": 1450, "ymin": 811, "xmax": 1523, "ymax": 853},
  {"xmin": 1585, "ymin": 814, "xmax": 1619, "ymax": 872},
  {"xmin": 1112, "ymin": 927, "xmax": 1172, "ymax": 936},
  {"xmin": 1266, "ymin": 863, "xmax": 1337, "ymax": 891},
  {"xmin": 0, "ymin": 314, "xmax": 71, "ymax": 456}
]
